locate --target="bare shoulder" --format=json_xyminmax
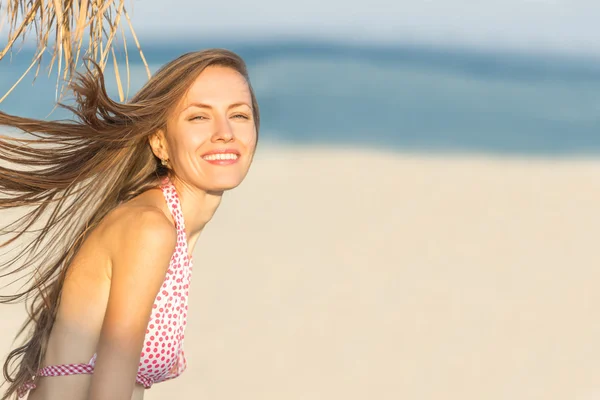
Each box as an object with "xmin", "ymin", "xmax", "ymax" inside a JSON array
[
  {"xmin": 87, "ymin": 199, "xmax": 178, "ymax": 398},
  {"xmin": 101, "ymin": 202, "xmax": 177, "ymax": 279}
]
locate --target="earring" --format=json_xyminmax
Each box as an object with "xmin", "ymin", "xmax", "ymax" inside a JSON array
[{"xmin": 161, "ymin": 158, "xmax": 169, "ymax": 166}]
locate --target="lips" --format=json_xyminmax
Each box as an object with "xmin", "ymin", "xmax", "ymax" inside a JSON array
[
  {"xmin": 201, "ymin": 149, "xmax": 240, "ymax": 165},
  {"xmin": 201, "ymin": 149, "xmax": 241, "ymax": 157}
]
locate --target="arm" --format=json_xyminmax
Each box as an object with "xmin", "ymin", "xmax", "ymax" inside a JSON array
[{"xmin": 87, "ymin": 208, "xmax": 176, "ymax": 400}]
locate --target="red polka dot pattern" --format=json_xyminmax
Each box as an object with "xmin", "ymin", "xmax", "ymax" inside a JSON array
[
  {"xmin": 133, "ymin": 175, "xmax": 193, "ymax": 384},
  {"xmin": 18, "ymin": 176, "xmax": 193, "ymax": 397}
]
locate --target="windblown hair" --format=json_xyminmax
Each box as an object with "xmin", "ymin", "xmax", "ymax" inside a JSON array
[{"xmin": 0, "ymin": 48, "xmax": 260, "ymax": 399}]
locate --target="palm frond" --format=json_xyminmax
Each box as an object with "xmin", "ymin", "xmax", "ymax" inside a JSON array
[{"xmin": 0, "ymin": 0, "xmax": 150, "ymax": 103}]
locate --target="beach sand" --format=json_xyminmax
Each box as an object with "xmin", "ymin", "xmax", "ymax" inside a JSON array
[{"xmin": 2, "ymin": 145, "xmax": 600, "ymax": 399}]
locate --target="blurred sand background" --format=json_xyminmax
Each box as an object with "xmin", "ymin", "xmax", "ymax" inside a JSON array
[{"xmin": 1, "ymin": 145, "xmax": 600, "ymax": 399}]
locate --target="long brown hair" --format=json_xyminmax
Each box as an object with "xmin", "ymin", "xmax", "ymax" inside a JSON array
[{"xmin": 0, "ymin": 48, "xmax": 260, "ymax": 399}]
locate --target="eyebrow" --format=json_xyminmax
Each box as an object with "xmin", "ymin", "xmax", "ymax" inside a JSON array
[{"xmin": 183, "ymin": 102, "xmax": 251, "ymax": 112}]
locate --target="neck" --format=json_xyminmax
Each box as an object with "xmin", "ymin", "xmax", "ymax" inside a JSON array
[{"xmin": 170, "ymin": 176, "xmax": 223, "ymax": 251}]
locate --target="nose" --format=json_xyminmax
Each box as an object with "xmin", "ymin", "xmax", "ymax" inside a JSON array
[{"xmin": 211, "ymin": 114, "xmax": 234, "ymax": 143}]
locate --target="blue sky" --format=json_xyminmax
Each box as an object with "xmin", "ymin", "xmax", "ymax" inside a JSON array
[{"xmin": 125, "ymin": 0, "xmax": 600, "ymax": 58}]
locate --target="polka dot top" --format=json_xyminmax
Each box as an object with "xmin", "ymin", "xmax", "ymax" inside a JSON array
[
  {"xmin": 17, "ymin": 175, "xmax": 194, "ymax": 398},
  {"xmin": 134, "ymin": 175, "xmax": 193, "ymax": 383}
]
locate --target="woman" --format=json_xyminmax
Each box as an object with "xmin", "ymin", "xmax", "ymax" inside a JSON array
[{"xmin": 0, "ymin": 48, "xmax": 259, "ymax": 400}]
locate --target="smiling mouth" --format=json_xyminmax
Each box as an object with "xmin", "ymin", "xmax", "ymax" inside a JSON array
[{"xmin": 202, "ymin": 153, "xmax": 239, "ymax": 161}]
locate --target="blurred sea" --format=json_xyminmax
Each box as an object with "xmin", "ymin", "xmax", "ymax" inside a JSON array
[{"xmin": 1, "ymin": 40, "xmax": 600, "ymax": 156}]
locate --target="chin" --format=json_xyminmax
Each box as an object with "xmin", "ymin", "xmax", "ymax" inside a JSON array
[{"xmin": 204, "ymin": 179, "xmax": 245, "ymax": 193}]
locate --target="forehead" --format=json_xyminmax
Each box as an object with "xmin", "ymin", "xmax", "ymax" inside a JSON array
[{"xmin": 182, "ymin": 66, "xmax": 251, "ymax": 107}]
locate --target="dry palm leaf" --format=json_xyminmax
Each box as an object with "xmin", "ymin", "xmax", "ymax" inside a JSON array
[{"xmin": 0, "ymin": 0, "xmax": 151, "ymax": 103}]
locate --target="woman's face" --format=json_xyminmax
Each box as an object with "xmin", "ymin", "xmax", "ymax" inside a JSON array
[{"xmin": 161, "ymin": 65, "xmax": 257, "ymax": 193}]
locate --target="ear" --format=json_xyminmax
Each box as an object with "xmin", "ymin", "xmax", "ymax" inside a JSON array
[{"xmin": 148, "ymin": 129, "xmax": 169, "ymax": 161}]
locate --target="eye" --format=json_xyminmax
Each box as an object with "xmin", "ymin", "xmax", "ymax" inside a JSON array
[
  {"xmin": 231, "ymin": 114, "xmax": 250, "ymax": 120},
  {"xmin": 189, "ymin": 115, "xmax": 208, "ymax": 121}
]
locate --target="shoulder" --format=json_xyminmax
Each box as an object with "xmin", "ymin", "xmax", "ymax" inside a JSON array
[
  {"xmin": 101, "ymin": 203, "xmax": 177, "ymax": 279},
  {"xmin": 88, "ymin": 201, "xmax": 179, "ymax": 395}
]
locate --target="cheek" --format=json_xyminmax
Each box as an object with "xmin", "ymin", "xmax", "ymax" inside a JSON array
[
  {"xmin": 176, "ymin": 125, "xmax": 207, "ymax": 152},
  {"xmin": 240, "ymin": 126, "xmax": 258, "ymax": 147}
]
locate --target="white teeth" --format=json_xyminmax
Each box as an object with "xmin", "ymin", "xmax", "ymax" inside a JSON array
[{"xmin": 203, "ymin": 153, "xmax": 239, "ymax": 161}]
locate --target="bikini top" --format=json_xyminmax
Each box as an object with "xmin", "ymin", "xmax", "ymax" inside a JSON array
[{"xmin": 18, "ymin": 176, "xmax": 194, "ymax": 398}]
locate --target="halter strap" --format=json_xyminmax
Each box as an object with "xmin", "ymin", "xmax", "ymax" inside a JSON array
[{"xmin": 159, "ymin": 176, "xmax": 192, "ymax": 263}]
